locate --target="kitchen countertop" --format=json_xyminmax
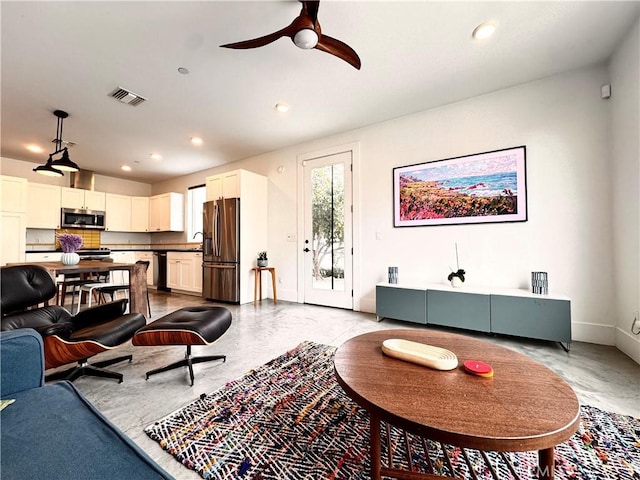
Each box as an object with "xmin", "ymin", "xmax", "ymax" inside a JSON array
[{"xmin": 111, "ymin": 248, "xmax": 203, "ymax": 253}]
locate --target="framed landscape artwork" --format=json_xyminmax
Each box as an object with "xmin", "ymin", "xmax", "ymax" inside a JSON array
[{"xmin": 393, "ymin": 146, "xmax": 527, "ymax": 227}]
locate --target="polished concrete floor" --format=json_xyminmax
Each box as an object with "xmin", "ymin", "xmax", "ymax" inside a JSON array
[{"xmin": 59, "ymin": 290, "xmax": 639, "ymax": 479}]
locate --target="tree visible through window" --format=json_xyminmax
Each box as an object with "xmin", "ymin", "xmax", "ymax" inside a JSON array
[
  {"xmin": 311, "ymin": 164, "xmax": 344, "ymax": 290},
  {"xmin": 187, "ymin": 185, "xmax": 206, "ymax": 243}
]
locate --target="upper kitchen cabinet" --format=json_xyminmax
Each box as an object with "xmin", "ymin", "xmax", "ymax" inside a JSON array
[
  {"xmin": 206, "ymin": 170, "xmax": 240, "ymax": 200},
  {"xmin": 0, "ymin": 175, "xmax": 26, "ymax": 265},
  {"xmin": 26, "ymin": 182, "xmax": 61, "ymax": 229},
  {"xmin": 1, "ymin": 175, "xmax": 27, "ymax": 213},
  {"xmin": 149, "ymin": 192, "xmax": 184, "ymax": 232},
  {"xmin": 131, "ymin": 196, "xmax": 150, "ymax": 232},
  {"xmin": 105, "ymin": 193, "xmax": 132, "ymax": 232},
  {"xmin": 61, "ymin": 187, "xmax": 106, "ymax": 211}
]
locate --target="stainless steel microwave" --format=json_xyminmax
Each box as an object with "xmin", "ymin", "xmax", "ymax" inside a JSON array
[{"xmin": 60, "ymin": 208, "xmax": 106, "ymax": 230}]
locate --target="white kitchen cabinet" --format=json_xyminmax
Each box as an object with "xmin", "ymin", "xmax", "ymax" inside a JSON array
[
  {"xmin": 25, "ymin": 252, "xmax": 63, "ymax": 262},
  {"xmin": 108, "ymin": 251, "xmax": 136, "ymax": 284},
  {"xmin": 134, "ymin": 251, "xmax": 155, "ymax": 286},
  {"xmin": 1, "ymin": 212, "xmax": 26, "ymax": 266},
  {"xmin": 205, "ymin": 170, "xmax": 240, "ymax": 201},
  {"xmin": 167, "ymin": 252, "xmax": 200, "ymax": 294},
  {"xmin": 27, "ymin": 183, "xmax": 61, "ymax": 229},
  {"xmin": 149, "ymin": 192, "xmax": 184, "ymax": 232},
  {"xmin": 61, "ymin": 187, "xmax": 106, "ymax": 211},
  {"xmin": 131, "ymin": 196, "xmax": 150, "ymax": 232},
  {"xmin": 110, "ymin": 251, "xmax": 136, "ymax": 264},
  {"xmin": 0, "ymin": 176, "xmax": 27, "ymax": 266},
  {"xmin": 193, "ymin": 252, "xmax": 202, "ymax": 293},
  {"xmin": 105, "ymin": 193, "xmax": 132, "ymax": 232},
  {"xmin": 1, "ymin": 175, "xmax": 27, "ymax": 213}
]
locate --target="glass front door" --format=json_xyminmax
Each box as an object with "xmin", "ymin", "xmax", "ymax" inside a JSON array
[{"xmin": 303, "ymin": 151, "xmax": 352, "ymax": 309}]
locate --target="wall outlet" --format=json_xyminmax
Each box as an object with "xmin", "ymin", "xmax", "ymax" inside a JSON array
[{"xmin": 631, "ymin": 311, "xmax": 640, "ymax": 335}]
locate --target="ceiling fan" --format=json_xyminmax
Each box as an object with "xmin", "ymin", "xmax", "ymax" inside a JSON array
[{"xmin": 220, "ymin": 0, "xmax": 361, "ymax": 70}]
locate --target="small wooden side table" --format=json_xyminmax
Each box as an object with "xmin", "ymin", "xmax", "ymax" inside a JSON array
[{"xmin": 252, "ymin": 267, "xmax": 277, "ymax": 305}]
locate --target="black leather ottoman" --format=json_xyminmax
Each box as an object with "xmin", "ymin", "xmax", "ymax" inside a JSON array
[{"xmin": 132, "ymin": 306, "xmax": 231, "ymax": 386}]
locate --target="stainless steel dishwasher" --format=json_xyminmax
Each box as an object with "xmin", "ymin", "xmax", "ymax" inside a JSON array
[{"xmin": 153, "ymin": 251, "xmax": 170, "ymax": 292}]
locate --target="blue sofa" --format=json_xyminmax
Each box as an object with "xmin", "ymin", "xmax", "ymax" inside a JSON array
[{"xmin": 0, "ymin": 329, "xmax": 174, "ymax": 479}]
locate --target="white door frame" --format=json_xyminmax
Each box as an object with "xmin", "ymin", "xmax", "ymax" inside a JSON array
[{"xmin": 297, "ymin": 142, "xmax": 361, "ymax": 311}]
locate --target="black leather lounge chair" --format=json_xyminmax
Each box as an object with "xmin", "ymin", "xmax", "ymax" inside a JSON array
[{"xmin": 0, "ymin": 264, "xmax": 147, "ymax": 383}]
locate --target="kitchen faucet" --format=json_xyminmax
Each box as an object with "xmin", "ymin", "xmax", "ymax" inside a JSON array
[{"xmin": 193, "ymin": 231, "xmax": 203, "ymax": 249}]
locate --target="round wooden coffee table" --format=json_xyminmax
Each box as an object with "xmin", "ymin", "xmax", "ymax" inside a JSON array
[{"xmin": 334, "ymin": 329, "xmax": 580, "ymax": 480}]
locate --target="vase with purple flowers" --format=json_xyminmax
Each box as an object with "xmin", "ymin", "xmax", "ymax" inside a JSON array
[{"xmin": 57, "ymin": 232, "xmax": 83, "ymax": 265}]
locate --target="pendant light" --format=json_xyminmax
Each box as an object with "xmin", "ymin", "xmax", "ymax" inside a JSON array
[
  {"xmin": 34, "ymin": 109, "xmax": 79, "ymax": 176},
  {"xmin": 52, "ymin": 147, "xmax": 78, "ymax": 172},
  {"xmin": 33, "ymin": 154, "xmax": 63, "ymax": 177}
]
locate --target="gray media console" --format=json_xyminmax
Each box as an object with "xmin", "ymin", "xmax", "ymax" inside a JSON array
[{"xmin": 376, "ymin": 282, "xmax": 571, "ymax": 350}]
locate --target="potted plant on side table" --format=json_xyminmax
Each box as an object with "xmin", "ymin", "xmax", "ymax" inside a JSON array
[{"xmin": 257, "ymin": 251, "xmax": 268, "ymax": 267}]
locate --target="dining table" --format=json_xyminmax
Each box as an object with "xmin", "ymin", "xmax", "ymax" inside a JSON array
[{"xmin": 8, "ymin": 260, "xmax": 149, "ymax": 317}]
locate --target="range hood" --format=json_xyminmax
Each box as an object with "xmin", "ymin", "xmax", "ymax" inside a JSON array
[{"xmin": 69, "ymin": 169, "xmax": 95, "ymax": 190}]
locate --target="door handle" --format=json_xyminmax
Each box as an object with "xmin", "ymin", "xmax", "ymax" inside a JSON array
[{"xmin": 303, "ymin": 248, "xmax": 310, "ymax": 252}]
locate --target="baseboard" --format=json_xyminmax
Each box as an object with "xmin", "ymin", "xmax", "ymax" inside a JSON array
[
  {"xmin": 166, "ymin": 289, "xmax": 201, "ymax": 297},
  {"xmin": 570, "ymin": 322, "xmax": 616, "ymax": 345},
  {"xmin": 616, "ymin": 328, "xmax": 640, "ymax": 365},
  {"xmin": 275, "ymin": 288, "xmax": 298, "ymax": 303}
]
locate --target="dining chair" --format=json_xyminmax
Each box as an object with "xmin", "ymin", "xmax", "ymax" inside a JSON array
[
  {"xmin": 83, "ymin": 261, "xmax": 151, "ymax": 317},
  {"xmin": 57, "ymin": 271, "xmax": 108, "ymax": 312}
]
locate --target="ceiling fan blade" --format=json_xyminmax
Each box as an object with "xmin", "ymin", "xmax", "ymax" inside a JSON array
[
  {"xmin": 315, "ymin": 34, "xmax": 361, "ymax": 70},
  {"xmin": 220, "ymin": 27, "xmax": 290, "ymax": 50}
]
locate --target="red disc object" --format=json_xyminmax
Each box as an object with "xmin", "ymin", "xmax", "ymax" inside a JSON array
[{"xmin": 463, "ymin": 360, "xmax": 494, "ymax": 377}]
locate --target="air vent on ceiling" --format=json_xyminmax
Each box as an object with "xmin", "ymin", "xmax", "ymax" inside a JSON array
[{"xmin": 110, "ymin": 87, "xmax": 147, "ymax": 106}]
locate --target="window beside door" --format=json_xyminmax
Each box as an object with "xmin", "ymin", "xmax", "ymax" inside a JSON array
[{"xmin": 187, "ymin": 185, "xmax": 206, "ymax": 243}]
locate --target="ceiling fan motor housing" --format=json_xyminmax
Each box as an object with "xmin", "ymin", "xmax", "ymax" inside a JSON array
[{"xmin": 293, "ymin": 29, "xmax": 318, "ymax": 49}]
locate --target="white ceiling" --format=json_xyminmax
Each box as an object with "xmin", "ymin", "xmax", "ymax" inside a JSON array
[{"xmin": 2, "ymin": 1, "xmax": 638, "ymax": 184}]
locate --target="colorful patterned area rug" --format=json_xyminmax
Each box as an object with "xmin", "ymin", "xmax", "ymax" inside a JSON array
[{"xmin": 145, "ymin": 341, "xmax": 640, "ymax": 480}]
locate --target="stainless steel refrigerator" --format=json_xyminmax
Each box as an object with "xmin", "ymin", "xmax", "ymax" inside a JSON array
[{"xmin": 202, "ymin": 198, "xmax": 240, "ymax": 303}]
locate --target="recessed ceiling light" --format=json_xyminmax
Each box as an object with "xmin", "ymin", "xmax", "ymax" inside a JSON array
[
  {"xmin": 26, "ymin": 144, "xmax": 44, "ymax": 153},
  {"xmin": 275, "ymin": 102, "xmax": 290, "ymax": 113},
  {"xmin": 191, "ymin": 137, "xmax": 203, "ymax": 145},
  {"xmin": 472, "ymin": 22, "xmax": 496, "ymax": 40},
  {"xmin": 121, "ymin": 165, "xmax": 132, "ymax": 172},
  {"xmin": 178, "ymin": 67, "xmax": 190, "ymax": 75},
  {"xmin": 150, "ymin": 153, "xmax": 162, "ymax": 160}
]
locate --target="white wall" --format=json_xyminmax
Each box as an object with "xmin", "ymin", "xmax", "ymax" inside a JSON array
[
  {"xmin": 158, "ymin": 64, "xmax": 625, "ymax": 347},
  {"xmin": 609, "ymin": 18, "xmax": 640, "ymax": 363},
  {"xmin": 354, "ymin": 65, "xmax": 615, "ymax": 346}
]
